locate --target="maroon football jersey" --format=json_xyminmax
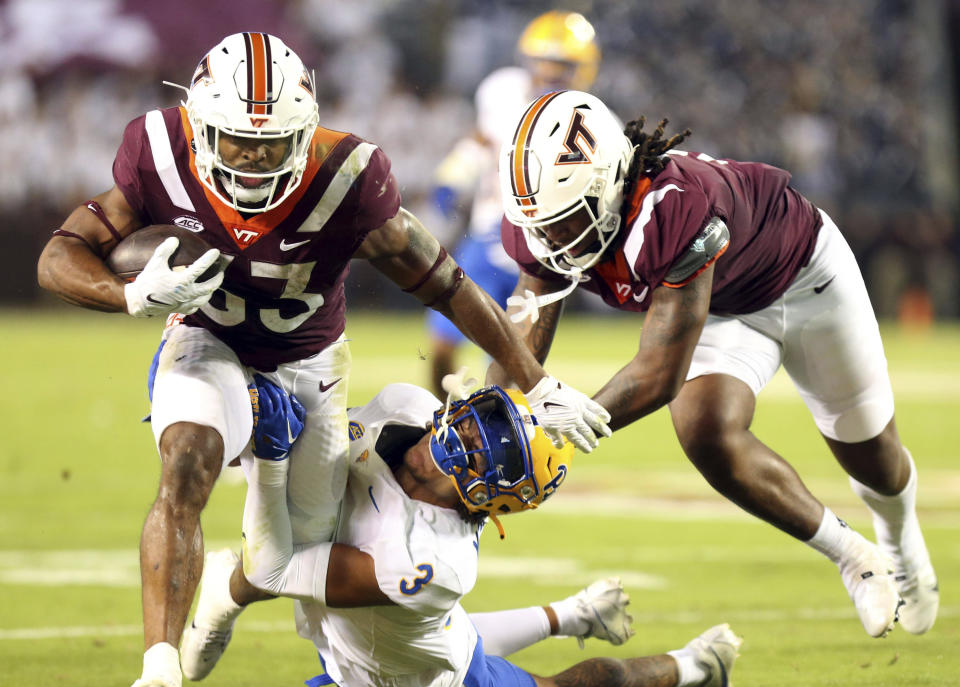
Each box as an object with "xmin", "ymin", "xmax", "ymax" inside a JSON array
[
  {"xmin": 113, "ymin": 107, "xmax": 401, "ymax": 369},
  {"xmin": 502, "ymin": 150, "xmax": 822, "ymax": 315}
]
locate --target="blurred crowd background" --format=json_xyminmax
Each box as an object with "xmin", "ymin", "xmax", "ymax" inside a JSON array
[{"xmin": 5, "ymin": 0, "xmax": 959, "ymax": 322}]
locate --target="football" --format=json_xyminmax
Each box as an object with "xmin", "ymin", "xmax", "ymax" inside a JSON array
[{"xmin": 106, "ymin": 225, "xmax": 225, "ymax": 282}]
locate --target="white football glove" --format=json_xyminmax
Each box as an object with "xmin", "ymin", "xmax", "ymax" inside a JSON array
[
  {"xmin": 525, "ymin": 376, "xmax": 612, "ymax": 453},
  {"xmin": 123, "ymin": 237, "xmax": 224, "ymax": 318}
]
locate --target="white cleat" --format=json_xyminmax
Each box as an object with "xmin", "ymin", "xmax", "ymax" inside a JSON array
[
  {"xmin": 131, "ymin": 677, "xmax": 180, "ymax": 687},
  {"xmin": 570, "ymin": 576, "xmax": 635, "ymax": 647},
  {"xmin": 839, "ymin": 542, "xmax": 900, "ymax": 638},
  {"xmin": 180, "ymin": 548, "xmax": 242, "ymax": 681},
  {"xmin": 895, "ymin": 562, "xmax": 939, "ymax": 634},
  {"xmin": 684, "ymin": 623, "xmax": 742, "ymax": 687}
]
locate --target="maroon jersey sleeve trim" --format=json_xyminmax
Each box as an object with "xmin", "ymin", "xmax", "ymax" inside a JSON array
[{"xmin": 83, "ymin": 200, "xmax": 124, "ymax": 243}]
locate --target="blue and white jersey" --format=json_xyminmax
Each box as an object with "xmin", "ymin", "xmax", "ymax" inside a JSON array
[{"xmin": 295, "ymin": 384, "xmax": 483, "ymax": 687}]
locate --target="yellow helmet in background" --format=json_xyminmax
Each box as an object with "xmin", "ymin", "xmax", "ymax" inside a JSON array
[{"xmin": 517, "ymin": 10, "xmax": 601, "ymax": 91}]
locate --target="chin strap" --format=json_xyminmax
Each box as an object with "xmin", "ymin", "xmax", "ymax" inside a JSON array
[
  {"xmin": 436, "ymin": 366, "xmax": 478, "ymax": 443},
  {"xmin": 507, "ymin": 269, "xmax": 585, "ymax": 324},
  {"xmin": 489, "ymin": 513, "xmax": 506, "ymax": 540}
]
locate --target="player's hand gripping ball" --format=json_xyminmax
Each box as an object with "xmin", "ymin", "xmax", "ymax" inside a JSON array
[
  {"xmin": 107, "ymin": 225, "xmax": 227, "ymax": 317},
  {"xmin": 106, "ymin": 224, "xmax": 225, "ymax": 281}
]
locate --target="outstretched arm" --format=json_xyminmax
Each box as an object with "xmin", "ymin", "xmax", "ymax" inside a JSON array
[
  {"xmin": 241, "ymin": 376, "xmax": 392, "ymax": 607},
  {"xmin": 356, "ymin": 208, "xmax": 611, "ymax": 451},
  {"xmin": 355, "ymin": 208, "xmax": 549, "ymax": 392},
  {"xmin": 240, "ymin": 456, "xmax": 393, "ymax": 607},
  {"xmin": 593, "ymin": 264, "xmax": 714, "ymax": 431}
]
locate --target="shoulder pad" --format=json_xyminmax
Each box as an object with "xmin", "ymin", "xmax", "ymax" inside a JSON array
[{"xmin": 664, "ymin": 217, "xmax": 730, "ymax": 285}]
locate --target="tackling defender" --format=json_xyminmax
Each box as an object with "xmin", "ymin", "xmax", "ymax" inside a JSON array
[
  {"xmin": 492, "ymin": 90, "xmax": 938, "ymax": 638},
  {"xmin": 182, "ymin": 376, "xmax": 741, "ymax": 687},
  {"xmin": 36, "ymin": 34, "xmax": 610, "ymax": 687}
]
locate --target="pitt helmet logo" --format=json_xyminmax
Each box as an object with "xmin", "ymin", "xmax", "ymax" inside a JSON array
[{"xmin": 541, "ymin": 464, "xmax": 568, "ymax": 501}]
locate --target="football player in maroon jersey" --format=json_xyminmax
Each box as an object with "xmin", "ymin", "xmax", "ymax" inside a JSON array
[
  {"xmin": 36, "ymin": 34, "xmax": 610, "ymax": 687},
  {"xmin": 493, "ymin": 90, "xmax": 938, "ymax": 640}
]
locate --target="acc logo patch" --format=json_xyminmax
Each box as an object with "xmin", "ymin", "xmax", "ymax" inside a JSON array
[{"xmin": 173, "ymin": 216, "xmax": 205, "ymax": 233}]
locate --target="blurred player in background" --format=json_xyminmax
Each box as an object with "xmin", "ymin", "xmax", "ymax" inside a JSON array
[
  {"xmin": 426, "ymin": 10, "xmax": 601, "ymax": 396},
  {"xmin": 181, "ymin": 375, "xmax": 741, "ymax": 687},
  {"xmin": 493, "ymin": 91, "xmax": 939, "ymax": 640},
  {"xmin": 36, "ymin": 33, "xmax": 609, "ymax": 687}
]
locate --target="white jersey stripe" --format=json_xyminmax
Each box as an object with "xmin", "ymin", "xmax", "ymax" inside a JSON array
[
  {"xmin": 296, "ymin": 142, "xmax": 378, "ymax": 233},
  {"xmin": 623, "ymin": 184, "xmax": 683, "ymax": 280},
  {"xmin": 144, "ymin": 110, "xmax": 196, "ymax": 212}
]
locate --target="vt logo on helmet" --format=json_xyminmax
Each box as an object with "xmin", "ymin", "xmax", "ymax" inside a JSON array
[
  {"xmin": 499, "ymin": 90, "xmax": 632, "ymax": 276},
  {"xmin": 182, "ymin": 32, "xmax": 320, "ymax": 213},
  {"xmin": 429, "ymin": 386, "xmax": 573, "ymax": 526}
]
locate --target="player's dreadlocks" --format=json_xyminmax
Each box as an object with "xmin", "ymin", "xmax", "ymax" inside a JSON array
[{"xmin": 622, "ymin": 116, "xmax": 691, "ymax": 201}]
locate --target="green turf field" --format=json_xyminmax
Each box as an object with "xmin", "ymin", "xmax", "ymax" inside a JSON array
[{"xmin": 1, "ymin": 307, "xmax": 957, "ymax": 686}]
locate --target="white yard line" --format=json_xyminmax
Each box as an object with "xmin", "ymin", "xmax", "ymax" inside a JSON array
[{"xmin": 2, "ymin": 608, "xmax": 957, "ymax": 641}]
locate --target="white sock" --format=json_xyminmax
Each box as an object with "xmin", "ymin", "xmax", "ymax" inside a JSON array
[
  {"xmin": 667, "ymin": 648, "xmax": 708, "ymax": 686},
  {"xmin": 805, "ymin": 507, "xmax": 861, "ymax": 565},
  {"xmin": 468, "ymin": 607, "xmax": 551, "ymax": 657},
  {"xmin": 548, "ymin": 595, "xmax": 590, "ymax": 637},
  {"xmin": 849, "ymin": 448, "xmax": 929, "ymax": 573},
  {"xmin": 140, "ymin": 641, "xmax": 181, "ymax": 686}
]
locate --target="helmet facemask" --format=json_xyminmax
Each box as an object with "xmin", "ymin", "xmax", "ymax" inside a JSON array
[
  {"xmin": 184, "ymin": 33, "xmax": 320, "ymax": 213},
  {"xmin": 518, "ymin": 163, "xmax": 624, "ymax": 275},
  {"xmin": 430, "ymin": 385, "xmax": 576, "ymax": 519}
]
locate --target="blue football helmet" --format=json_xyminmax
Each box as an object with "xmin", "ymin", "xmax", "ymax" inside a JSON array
[{"xmin": 430, "ymin": 386, "xmax": 574, "ymax": 517}]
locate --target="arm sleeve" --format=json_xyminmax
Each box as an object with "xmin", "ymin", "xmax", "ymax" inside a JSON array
[
  {"xmin": 239, "ymin": 456, "xmax": 332, "ymax": 603},
  {"xmin": 468, "ymin": 607, "xmax": 552, "ymax": 657}
]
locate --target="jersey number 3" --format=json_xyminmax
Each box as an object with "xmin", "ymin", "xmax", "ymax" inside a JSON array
[{"xmin": 399, "ymin": 563, "xmax": 434, "ymax": 595}]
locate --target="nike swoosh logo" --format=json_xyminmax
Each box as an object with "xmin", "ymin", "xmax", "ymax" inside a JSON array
[
  {"xmin": 542, "ymin": 401, "xmax": 564, "ymax": 410},
  {"xmin": 146, "ymin": 294, "xmax": 172, "ymax": 305},
  {"xmin": 319, "ymin": 378, "xmax": 342, "ymax": 393},
  {"xmin": 709, "ymin": 646, "xmax": 729, "ymax": 687},
  {"xmin": 632, "ymin": 286, "xmax": 650, "ymax": 302},
  {"xmin": 814, "ymin": 276, "xmax": 836, "ymax": 294},
  {"xmin": 286, "ymin": 420, "xmax": 297, "ymax": 444},
  {"xmin": 279, "ymin": 238, "xmax": 311, "ymax": 251}
]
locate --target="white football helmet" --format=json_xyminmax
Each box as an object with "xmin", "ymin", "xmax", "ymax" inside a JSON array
[
  {"xmin": 184, "ymin": 32, "xmax": 319, "ymax": 213},
  {"xmin": 499, "ymin": 90, "xmax": 632, "ymax": 276}
]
